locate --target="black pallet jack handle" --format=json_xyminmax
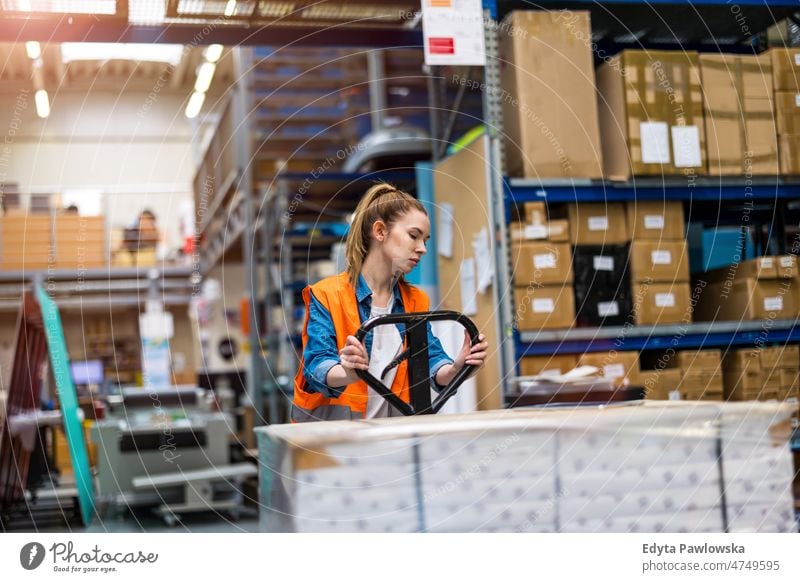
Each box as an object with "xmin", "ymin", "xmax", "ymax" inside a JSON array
[{"xmin": 355, "ymin": 310, "xmax": 480, "ymax": 416}]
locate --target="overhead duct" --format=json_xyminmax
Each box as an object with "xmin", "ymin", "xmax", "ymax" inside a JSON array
[{"xmin": 343, "ymin": 50, "xmax": 432, "ymax": 172}]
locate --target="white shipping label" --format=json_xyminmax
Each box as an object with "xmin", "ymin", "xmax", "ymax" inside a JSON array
[
  {"xmin": 764, "ymin": 297, "xmax": 783, "ymax": 311},
  {"xmin": 671, "ymin": 125, "xmax": 702, "ymax": 168},
  {"xmin": 655, "ymin": 293, "xmax": 676, "ymax": 308},
  {"xmin": 644, "ymin": 214, "xmax": 665, "ymax": 229},
  {"xmin": 640, "ymin": 122, "xmax": 671, "ymax": 164},
  {"xmin": 668, "ymin": 390, "xmax": 682, "ymax": 401},
  {"xmin": 533, "ymin": 298, "xmax": 555, "ymax": 313},
  {"xmin": 593, "ymin": 256, "xmax": 615, "ymax": 272},
  {"xmin": 795, "ymin": 94, "xmax": 800, "ymax": 107},
  {"xmin": 534, "ymin": 253, "xmax": 557, "ymax": 269},
  {"xmin": 651, "ymin": 250, "xmax": 672, "ymax": 265},
  {"xmin": 795, "ymin": 54, "xmax": 800, "ymax": 66},
  {"xmin": 761, "ymin": 257, "xmax": 775, "ymax": 268},
  {"xmin": 603, "ymin": 364, "xmax": 625, "ymax": 379},
  {"xmin": 597, "ymin": 301, "xmax": 620, "ymax": 317},
  {"xmin": 523, "ymin": 224, "xmax": 548, "ymax": 240},
  {"xmin": 780, "ymin": 256, "xmax": 794, "ymax": 268},
  {"xmin": 588, "ymin": 216, "xmax": 609, "ymax": 231}
]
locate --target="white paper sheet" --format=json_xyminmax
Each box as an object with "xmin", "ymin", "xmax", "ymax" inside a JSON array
[
  {"xmin": 640, "ymin": 121, "xmax": 671, "ymax": 164},
  {"xmin": 472, "ymin": 227, "xmax": 494, "ymax": 293},
  {"xmin": 438, "ymin": 202, "xmax": 454, "ymax": 258},
  {"xmin": 671, "ymin": 125, "xmax": 702, "ymax": 168},
  {"xmin": 459, "ymin": 258, "xmax": 478, "ymax": 315}
]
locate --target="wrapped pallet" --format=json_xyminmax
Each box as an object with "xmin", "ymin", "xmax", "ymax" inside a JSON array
[{"xmin": 257, "ymin": 401, "xmax": 796, "ymax": 533}]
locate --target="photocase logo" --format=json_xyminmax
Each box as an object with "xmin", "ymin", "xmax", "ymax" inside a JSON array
[{"xmin": 20, "ymin": 542, "xmax": 46, "ymax": 570}]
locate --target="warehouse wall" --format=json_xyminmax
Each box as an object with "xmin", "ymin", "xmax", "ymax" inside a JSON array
[{"xmin": 0, "ymin": 90, "xmax": 198, "ymax": 249}]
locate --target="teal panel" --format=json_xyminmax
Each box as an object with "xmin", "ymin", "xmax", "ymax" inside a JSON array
[{"xmin": 35, "ymin": 285, "xmax": 95, "ymax": 525}]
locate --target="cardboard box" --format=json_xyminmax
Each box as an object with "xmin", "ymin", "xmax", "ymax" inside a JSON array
[
  {"xmin": 774, "ymin": 91, "xmax": 800, "ymax": 135},
  {"xmin": 523, "ymin": 202, "xmax": 546, "ymax": 225},
  {"xmin": 630, "ymin": 240, "xmax": 690, "ymax": 283},
  {"xmin": 724, "ymin": 369, "xmax": 765, "ymax": 401},
  {"xmin": 700, "ymin": 54, "xmax": 777, "ymax": 176},
  {"xmin": 768, "ymin": 48, "xmax": 800, "ymax": 92},
  {"xmin": 519, "ymin": 354, "xmax": 578, "ymax": 377},
  {"xmin": 547, "ymin": 220, "xmax": 570, "ymax": 242},
  {"xmin": 641, "ymin": 368, "xmax": 682, "ymax": 400},
  {"xmin": 514, "ymin": 285, "xmax": 575, "ymax": 330},
  {"xmin": 511, "ymin": 242, "xmax": 573, "ymax": 286},
  {"xmin": 680, "ymin": 370, "xmax": 724, "ymax": 401},
  {"xmin": 723, "ymin": 349, "xmax": 762, "ymax": 375},
  {"xmin": 625, "ymin": 201, "xmax": 685, "ymax": 241},
  {"xmin": 500, "ymin": 11, "xmax": 603, "ymax": 179},
  {"xmin": 510, "ymin": 222, "xmax": 547, "ymax": 242},
  {"xmin": 778, "ymin": 135, "xmax": 800, "ymax": 175},
  {"xmin": 567, "ymin": 203, "xmax": 629, "ymax": 245},
  {"xmin": 713, "ymin": 278, "xmax": 796, "ymax": 321},
  {"xmin": 577, "ymin": 351, "xmax": 640, "ymax": 386},
  {"xmin": 776, "ymin": 255, "xmax": 798, "ymax": 279},
  {"xmin": 632, "ymin": 282, "xmax": 691, "ymax": 325},
  {"xmin": 596, "ymin": 50, "xmax": 706, "ymax": 179},
  {"xmin": 703, "ymin": 257, "xmax": 779, "ymax": 284},
  {"xmin": 672, "ymin": 350, "xmax": 722, "ymax": 372}
]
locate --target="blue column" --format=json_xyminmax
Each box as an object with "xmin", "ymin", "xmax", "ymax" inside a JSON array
[{"xmin": 407, "ymin": 162, "xmax": 439, "ymax": 306}]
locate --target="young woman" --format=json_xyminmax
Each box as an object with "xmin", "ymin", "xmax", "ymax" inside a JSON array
[{"xmin": 292, "ymin": 183, "xmax": 489, "ymax": 422}]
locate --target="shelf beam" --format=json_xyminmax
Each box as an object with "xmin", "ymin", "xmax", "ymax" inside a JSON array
[{"xmin": 517, "ymin": 319, "xmax": 800, "ymax": 356}]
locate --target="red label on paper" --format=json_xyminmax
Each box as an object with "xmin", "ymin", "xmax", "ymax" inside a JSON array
[{"xmin": 428, "ymin": 37, "xmax": 455, "ymax": 55}]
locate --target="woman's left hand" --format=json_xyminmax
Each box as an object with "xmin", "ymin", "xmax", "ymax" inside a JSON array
[{"xmin": 454, "ymin": 331, "xmax": 488, "ymax": 372}]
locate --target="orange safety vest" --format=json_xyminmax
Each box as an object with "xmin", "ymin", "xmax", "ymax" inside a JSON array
[{"xmin": 292, "ymin": 272, "xmax": 429, "ymax": 422}]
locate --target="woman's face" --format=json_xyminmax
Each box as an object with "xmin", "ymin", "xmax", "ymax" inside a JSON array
[{"xmin": 374, "ymin": 209, "xmax": 430, "ymax": 275}]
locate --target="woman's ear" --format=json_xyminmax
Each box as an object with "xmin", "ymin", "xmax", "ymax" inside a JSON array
[{"xmin": 372, "ymin": 220, "xmax": 387, "ymax": 243}]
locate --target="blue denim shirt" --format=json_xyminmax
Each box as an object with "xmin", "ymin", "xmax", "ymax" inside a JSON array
[{"xmin": 302, "ymin": 274, "xmax": 454, "ymax": 398}]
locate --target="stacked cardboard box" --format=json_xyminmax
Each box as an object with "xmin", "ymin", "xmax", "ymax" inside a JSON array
[
  {"xmin": 628, "ymin": 204, "xmax": 691, "ymax": 325},
  {"xmin": 769, "ymin": 48, "xmax": 800, "ymax": 175},
  {"xmin": 696, "ymin": 256, "xmax": 798, "ymax": 322},
  {"xmin": 500, "ymin": 11, "xmax": 603, "ymax": 179},
  {"xmin": 640, "ymin": 368, "xmax": 682, "ymax": 400},
  {"xmin": 0, "ymin": 213, "xmax": 52, "ymax": 270},
  {"xmin": 596, "ymin": 50, "xmax": 706, "ymax": 180},
  {"xmin": 700, "ymin": 54, "xmax": 778, "ymax": 176},
  {"xmin": 53, "ymin": 215, "xmax": 106, "ymax": 269},
  {"xmin": 509, "ymin": 201, "xmax": 569, "ymax": 243},
  {"xmin": 577, "ymin": 350, "xmax": 640, "ymax": 386},
  {"xmin": 723, "ymin": 346, "xmax": 799, "ymax": 401},
  {"xmin": 668, "ymin": 350, "xmax": 724, "ymax": 401},
  {"xmin": 512, "ymin": 204, "xmax": 575, "ymax": 330},
  {"xmin": 518, "ymin": 354, "xmax": 578, "ymax": 377}
]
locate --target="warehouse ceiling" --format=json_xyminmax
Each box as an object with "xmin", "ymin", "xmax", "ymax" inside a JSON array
[
  {"xmin": 0, "ymin": 41, "xmax": 234, "ymax": 91},
  {"xmin": 0, "ymin": 1, "xmax": 422, "ymax": 46}
]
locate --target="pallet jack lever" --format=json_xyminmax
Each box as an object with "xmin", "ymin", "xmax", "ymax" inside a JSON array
[{"xmin": 355, "ymin": 310, "xmax": 480, "ymax": 416}]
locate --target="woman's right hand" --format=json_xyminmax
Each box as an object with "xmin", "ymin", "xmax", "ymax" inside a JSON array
[{"xmin": 339, "ymin": 335, "xmax": 369, "ymax": 383}]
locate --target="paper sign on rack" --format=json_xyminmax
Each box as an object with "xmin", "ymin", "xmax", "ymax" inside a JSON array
[
  {"xmin": 422, "ymin": 0, "xmax": 486, "ymax": 66},
  {"xmin": 438, "ymin": 202, "xmax": 454, "ymax": 258},
  {"xmin": 472, "ymin": 227, "xmax": 494, "ymax": 293},
  {"xmin": 459, "ymin": 258, "xmax": 478, "ymax": 316}
]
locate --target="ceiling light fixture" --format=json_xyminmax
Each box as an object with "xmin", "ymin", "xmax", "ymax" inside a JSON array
[
  {"xmin": 194, "ymin": 62, "xmax": 217, "ymax": 93},
  {"xmin": 185, "ymin": 92, "xmax": 206, "ymax": 119},
  {"xmin": 205, "ymin": 44, "xmax": 224, "ymax": 63},
  {"xmin": 224, "ymin": 0, "xmax": 237, "ymax": 17},
  {"xmin": 25, "ymin": 41, "xmax": 41, "ymax": 60},
  {"xmin": 35, "ymin": 89, "xmax": 50, "ymax": 118}
]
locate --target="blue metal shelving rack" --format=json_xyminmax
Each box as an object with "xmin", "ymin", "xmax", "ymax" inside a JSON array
[{"xmin": 490, "ymin": 0, "xmax": 800, "ymax": 366}]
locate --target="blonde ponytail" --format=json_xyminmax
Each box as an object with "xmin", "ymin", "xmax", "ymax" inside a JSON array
[{"xmin": 345, "ymin": 183, "xmax": 426, "ymax": 286}]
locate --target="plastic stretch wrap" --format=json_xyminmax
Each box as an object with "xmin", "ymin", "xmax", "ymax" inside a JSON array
[{"xmin": 255, "ymin": 401, "xmax": 797, "ymax": 533}]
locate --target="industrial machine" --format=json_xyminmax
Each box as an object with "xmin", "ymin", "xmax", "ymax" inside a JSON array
[{"xmin": 91, "ymin": 386, "xmax": 255, "ymax": 524}]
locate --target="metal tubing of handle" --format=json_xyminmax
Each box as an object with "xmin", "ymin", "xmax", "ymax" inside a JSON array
[{"xmin": 355, "ymin": 311, "xmax": 480, "ymax": 416}]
